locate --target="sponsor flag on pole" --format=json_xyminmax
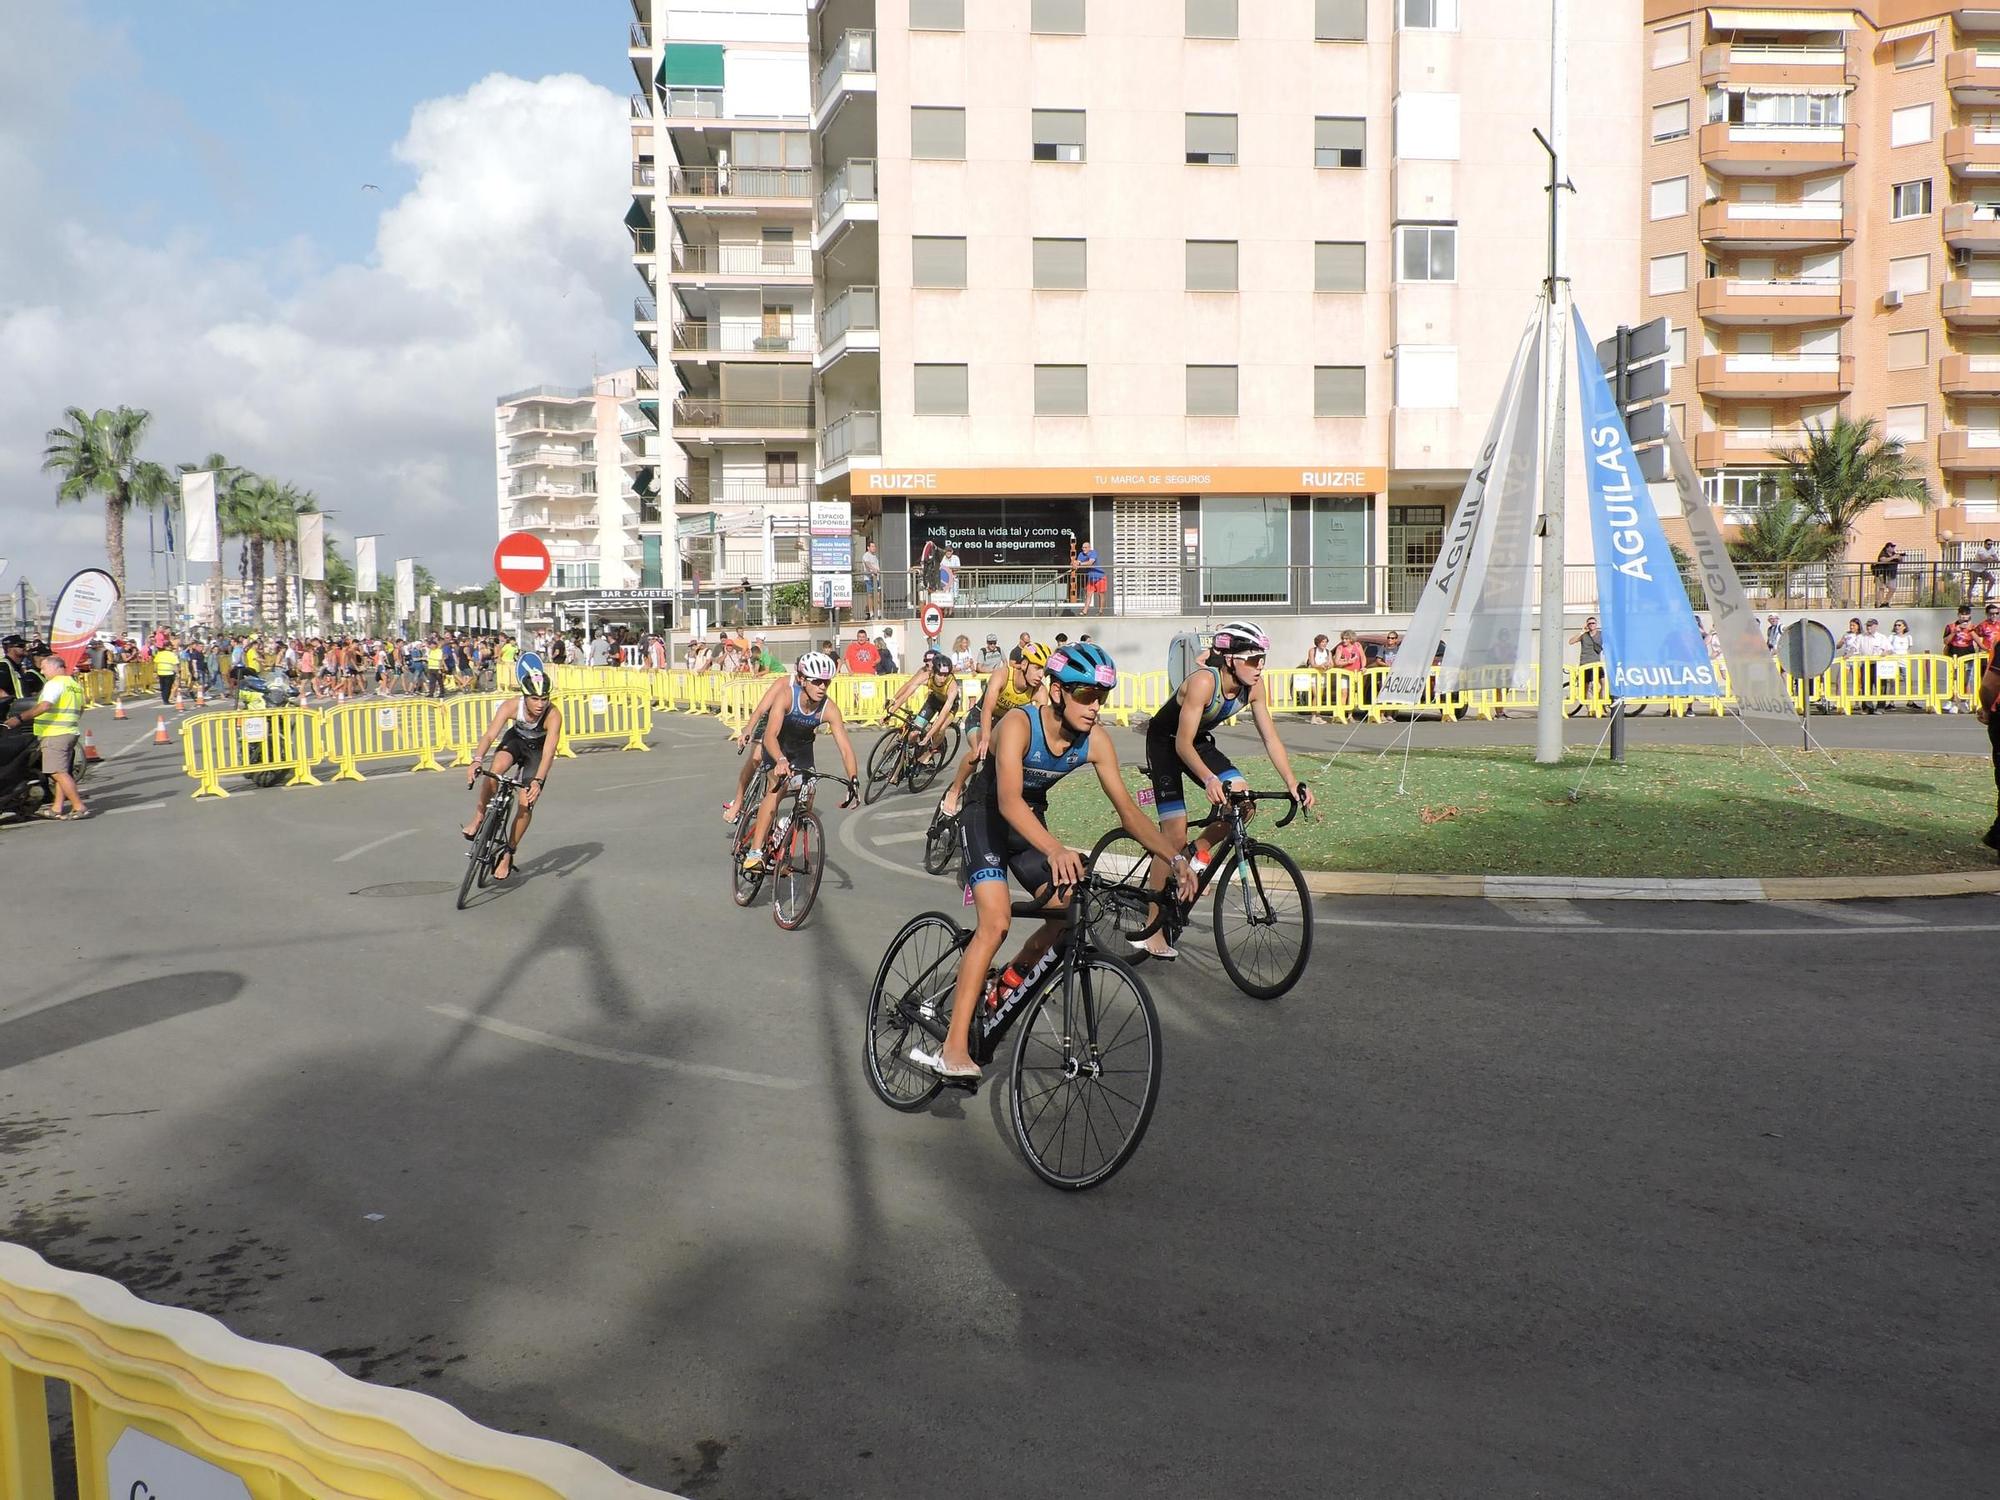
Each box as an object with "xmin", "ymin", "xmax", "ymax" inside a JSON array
[
  {"xmin": 298, "ymin": 514, "xmax": 325, "ymax": 583},
  {"xmin": 48, "ymin": 569, "xmax": 121, "ymax": 672},
  {"xmin": 395, "ymin": 558, "xmax": 415, "ymax": 621},
  {"xmin": 182, "ymin": 472, "xmax": 219, "ymax": 564},
  {"xmin": 1572, "ymin": 308, "xmax": 1721, "ymax": 699},
  {"xmin": 356, "ymin": 537, "xmax": 379, "ymax": 595}
]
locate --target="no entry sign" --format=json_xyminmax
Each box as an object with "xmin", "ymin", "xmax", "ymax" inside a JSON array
[{"xmin": 493, "ymin": 532, "xmax": 552, "ymax": 595}]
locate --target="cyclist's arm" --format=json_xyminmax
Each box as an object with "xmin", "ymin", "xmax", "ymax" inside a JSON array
[
  {"xmin": 529, "ymin": 707, "xmax": 562, "ymax": 785},
  {"xmin": 991, "ymin": 714, "xmax": 1064, "ymax": 860},
  {"xmin": 1248, "ymin": 679, "xmax": 1313, "ymax": 808},
  {"xmin": 1086, "ymin": 735, "xmax": 1188, "ymax": 868},
  {"xmin": 975, "ymin": 670, "xmax": 1005, "ymax": 750},
  {"xmin": 886, "ymin": 674, "xmax": 919, "ymax": 711},
  {"xmin": 760, "ymin": 701, "xmax": 788, "ymax": 771},
  {"xmin": 823, "ymin": 700, "xmax": 861, "ymax": 780}
]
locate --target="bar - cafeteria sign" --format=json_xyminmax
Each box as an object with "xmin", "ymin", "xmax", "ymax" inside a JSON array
[{"xmin": 855, "ymin": 465, "xmax": 1384, "ymax": 496}]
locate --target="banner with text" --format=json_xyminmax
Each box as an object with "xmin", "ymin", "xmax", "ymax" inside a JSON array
[
  {"xmin": 48, "ymin": 568, "xmax": 121, "ymax": 672},
  {"xmin": 181, "ymin": 471, "xmax": 219, "ymax": 565},
  {"xmin": 357, "ymin": 537, "xmax": 379, "ymax": 595},
  {"xmin": 394, "ymin": 558, "xmax": 414, "ymax": 622},
  {"xmin": 298, "ymin": 513, "xmax": 325, "ymax": 583}
]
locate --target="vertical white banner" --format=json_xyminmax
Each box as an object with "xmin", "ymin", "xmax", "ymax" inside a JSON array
[
  {"xmin": 357, "ymin": 537, "xmax": 379, "ymax": 595},
  {"xmin": 298, "ymin": 513, "xmax": 326, "ymax": 583},
  {"xmin": 181, "ymin": 472, "xmax": 219, "ymax": 564},
  {"xmin": 394, "ymin": 558, "xmax": 415, "ymax": 620}
]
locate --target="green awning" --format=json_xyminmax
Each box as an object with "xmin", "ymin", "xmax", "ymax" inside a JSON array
[{"xmin": 660, "ymin": 43, "xmax": 724, "ymax": 88}]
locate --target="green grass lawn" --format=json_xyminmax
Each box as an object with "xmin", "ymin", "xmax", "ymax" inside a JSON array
[{"xmin": 1042, "ymin": 745, "xmax": 1999, "ymax": 879}]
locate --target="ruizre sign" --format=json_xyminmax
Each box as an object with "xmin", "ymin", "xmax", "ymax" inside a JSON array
[{"xmin": 855, "ymin": 466, "xmax": 1385, "ymax": 496}]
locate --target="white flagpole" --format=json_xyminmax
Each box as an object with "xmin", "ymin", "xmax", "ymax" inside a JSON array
[{"xmin": 1534, "ymin": 0, "xmax": 1572, "ymax": 766}]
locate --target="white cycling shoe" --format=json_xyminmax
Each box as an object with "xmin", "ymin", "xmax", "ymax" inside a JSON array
[{"xmin": 908, "ymin": 1044, "xmax": 982, "ymax": 1082}]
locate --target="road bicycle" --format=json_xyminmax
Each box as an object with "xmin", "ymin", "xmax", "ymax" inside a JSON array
[
  {"xmin": 1084, "ymin": 784, "xmax": 1313, "ymax": 1000},
  {"xmin": 863, "ymin": 876, "xmax": 1166, "ymax": 1190},
  {"xmin": 863, "ymin": 708, "xmax": 960, "ymax": 805},
  {"xmin": 731, "ymin": 767, "xmax": 859, "ymax": 929},
  {"xmin": 921, "ymin": 793, "xmax": 961, "ymax": 876},
  {"xmin": 459, "ymin": 764, "xmax": 529, "ymax": 910}
]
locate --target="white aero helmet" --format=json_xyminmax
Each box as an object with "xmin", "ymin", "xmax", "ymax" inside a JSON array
[
  {"xmin": 1212, "ymin": 620, "xmax": 1270, "ymax": 655},
  {"xmin": 796, "ymin": 650, "xmax": 836, "ymax": 681}
]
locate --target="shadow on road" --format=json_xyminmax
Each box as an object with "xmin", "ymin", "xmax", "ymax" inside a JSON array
[{"xmin": 0, "ymin": 972, "xmax": 245, "ymax": 1073}]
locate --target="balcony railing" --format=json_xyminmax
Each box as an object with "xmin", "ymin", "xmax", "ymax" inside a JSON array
[
  {"xmin": 509, "ymin": 444, "xmax": 591, "ymax": 468},
  {"xmin": 630, "ymin": 227, "xmax": 657, "ymax": 255},
  {"xmin": 669, "ymin": 241, "xmax": 813, "ymax": 276},
  {"xmin": 507, "ymin": 479, "xmax": 597, "ymax": 499},
  {"xmin": 636, "ymin": 367, "xmax": 659, "ymax": 391},
  {"xmin": 634, "ymin": 297, "xmax": 658, "ymax": 323},
  {"xmin": 815, "ymin": 29, "xmax": 877, "ymax": 109},
  {"xmin": 504, "ymin": 415, "xmax": 591, "ymax": 436},
  {"xmin": 663, "ymin": 86, "xmax": 723, "ymax": 118},
  {"xmin": 629, "ymin": 19, "xmax": 650, "ymax": 48},
  {"xmin": 666, "ymin": 165, "xmax": 812, "ymax": 199},
  {"xmin": 630, "ymin": 92, "xmax": 653, "ymax": 120},
  {"xmin": 677, "ymin": 479, "xmax": 816, "ymax": 508},
  {"xmin": 671, "ymin": 322, "xmax": 814, "ymax": 355},
  {"xmin": 633, "ymin": 163, "xmax": 656, "ymax": 187},
  {"xmin": 672, "ymin": 399, "xmax": 814, "ymax": 430},
  {"xmin": 819, "ymin": 410, "xmax": 881, "ymax": 464},
  {"xmin": 1941, "ymin": 354, "xmax": 2000, "ymax": 394},
  {"xmin": 819, "ymin": 285, "xmax": 879, "ymax": 346},
  {"xmin": 820, "ymin": 158, "xmax": 878, "ymax": 221}
]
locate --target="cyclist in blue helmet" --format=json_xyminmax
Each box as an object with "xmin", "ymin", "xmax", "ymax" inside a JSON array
[
  {"xmin": 461, "ymin": 650, "xmax": 563, "ymax": 880},
  {"xmin": 910, "ymin": 641, "xmax": 1196, "ymax": 1082}
]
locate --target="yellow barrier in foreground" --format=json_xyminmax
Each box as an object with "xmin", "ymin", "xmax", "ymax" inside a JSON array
[
  {"xmin": 179, "ymin": 709, "xmax": 323, "ymax": 799},
  {"xmin": 0, "ymin": 1241, "xmax": 678, "ymax": 1500}
]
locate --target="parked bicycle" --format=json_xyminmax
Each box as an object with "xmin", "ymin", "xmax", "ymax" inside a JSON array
[
  {"xmin": 863, "ymin": 708, "xmax": 959, "ymax": 805},
  {"xmin": 1084, "ymin": 784, "xmax": 1313, "ymax": 999},
  {"xmin": 731, "ymin": 766, "xmax": 858, "ymax": 929},
  {"xmin": 459, "ymin": 764, "xmax": 529, "ymax": 910},
  {"xmin": 863, "ymin": 875, "xmax": 1165, "ymax": 1190}
]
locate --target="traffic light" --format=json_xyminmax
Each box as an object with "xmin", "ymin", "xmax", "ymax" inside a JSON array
[{"xmin": 1595, "ymin": 318, "xmax": 1671, "ymax": 484}]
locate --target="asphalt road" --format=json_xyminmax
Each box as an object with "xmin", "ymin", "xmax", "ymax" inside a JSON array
[{"xmin": 2, "ymin": 707, "xmax": 1996, "ymax": 1498}]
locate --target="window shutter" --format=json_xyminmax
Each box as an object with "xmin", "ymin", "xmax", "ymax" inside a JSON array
[
  {"xmin": 909, "ymin": 0, "xmax": 964, "ymax": 28},
  {"xmin": 911, "ymin": 107, "xmax": 967, "ymax": 160},
  {"xmin": 1314, "ymin": 367, "xmax": 1365, "ymax": 417},
  {"xmin": 1034, "ymin": 365, "xmax": 1088, "ymax": 415},
  {"xmin": 1033, "ymin": 237, "xmax": 1087, "ymax": 289},
  {"xmin": 914, "ymin": 364, "xmax": 969, "ymax": 415},
  {"xmin": 1187, "ymin": 366, "xmax": 1238, "ymax": 417},
  {"xmin": 1315, "ymin": 241, "xmax": 1365, "ymax": 291},
  {"xmin": 1185, "ymin": 113, "xmax": 1238, "ymax": 163},
  {"xmin": 1185, "ymin": 240, "xmax": 1239, "ymax": 291},
  {"xmin": 1032, "ymin": 0, "xmax": 1086, "ymax": 33},
  {"xmin": 912, "ymin": 236, "xmax": 967, "ymax": 287},
  {"xmin": 1186, "ymin": 0, "xmax": 1237, "ymax": 38},
  {"xmin": 1317, "ymin": 0, "xmax": 1365, "ymax": 40}
]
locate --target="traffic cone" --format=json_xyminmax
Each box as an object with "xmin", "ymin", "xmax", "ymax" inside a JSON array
[
  {"xmin": 195, "ymin": 682, "xmax": 206, "ymax": 706},
  {"xmin": 172, "ymin": 682, "xmax": 185, "ymax": 712},
  {"xmin": 112, "ymin": 697, "xmax": 127, "ymax": 720},
  {"xmin": 82, "ymin": 728, "xmax": 102, "ymax": 763},
  {"xmin": 153, "ymin": 715, "xmax": 171, "ymax": 745}
]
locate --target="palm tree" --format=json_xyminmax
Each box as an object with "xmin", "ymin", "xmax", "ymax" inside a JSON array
[
  {"xmin": 232, "ymin": 477, "xmax": 294, "ymax": 629},
  {"xmin": 1777, "ymin": 414, "xmax": 1931, "ymax": 543},
  {"xmin": 42, "ymin": 406, "xmax": 173, "ymax": 634},
  {"xmin": 1728, "ymin": 490, "xmax": 1845, "ymax": 568},
  {"xmin": 267, "ymin": 484, "xmax": 316, "ymax": 633},
  {"xmin": 324, "ymin": 545, "xmax": 357, "ymax": 633},
  {"xmin": 177, "ymin": 453, "xmax": 251, "ymax": 629}
]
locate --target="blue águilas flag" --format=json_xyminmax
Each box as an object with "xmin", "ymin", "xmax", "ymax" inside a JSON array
[{"xmin": 1572, "ymin": 307, "xmax": 1721, "ymax": 699}]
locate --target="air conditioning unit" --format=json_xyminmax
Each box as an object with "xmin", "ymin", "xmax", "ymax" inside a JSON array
[
  {"xmin": 1954, "ymin": 247, "xmax": 1975, "ymax": 269},
  {"xmin": 1882, "ymin": 289, "xmax": 1904, "ymax": 309}
]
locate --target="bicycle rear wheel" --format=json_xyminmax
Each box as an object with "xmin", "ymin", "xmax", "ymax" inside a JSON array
[
  {"xmin": 863, "ymin": 730, "xmax": 904, "ymax": 805},
  {"xmin": 1211, "ymin": 840, "xmax": 1312, "ymax": 999},
  {"xmin": 1083, "ymin": 829, "xmax": 1173, "ymax": 954},
  {"xmin": 906, "ymin": 721, "xmax": 959, "ymax": 792},
  {"xmin": 772, "ymin": 812, "xmax": 825, "ymax": 929},
  {"xmin": 730, "ymin": 802, "xmax": 766, "ymax": 907},
  {"xmin": 1010, "ymin": 955, "xmax": 1161, "ymax": 1190},
  {"xmin": 864, "ymin": 912, "xmax": 965, "ymax": 1111},
  {"xmin": 922, "ymin": 804, "xmax": 960, "ymax": 876}
]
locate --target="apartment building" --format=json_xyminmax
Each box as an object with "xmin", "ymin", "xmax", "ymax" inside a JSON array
[
  {"xmin": 629, "ymin": 0, "xmax": 820, "ymax": 588},
  {"xmin": 492, "ymin": 369, "xmax": 666, "ymax": 630},
  {"xmin": 791, "ymin": 0, "xmax": 1639, "ymax": 617},
  {"xmin": 1644, "ymin": 1, "xmax": 2000, "ymax": 572}
]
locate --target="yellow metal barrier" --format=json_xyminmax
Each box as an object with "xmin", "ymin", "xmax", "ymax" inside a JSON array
[
  {"xmin": 1806, "ymin": 652, "xmax": 1959, "ymax": 714},
  {"xmin": 1362, "ymin": 666, "xmax": 1459, "ymax": 722},
  {"xmin": 322, "ymin": 698, "xmax": 451, "ymax": 783},
  {"xmin": 0, "ymin": 1241, "xmax": 677, "ymax": 1500},
  {"xmin": 554, "ymin": 688, "xmax": 652, "ymax": 756},
  {"xmin": 832, "ymin": 672, "xmax": 896, "ymax": 726},
  {"xmin": 178, "ymin": 709, "xmax": 323, "ymax": 799},
  {"xmin": 435, "ymin": 692, "xmax": 514, "ymax": 766}
]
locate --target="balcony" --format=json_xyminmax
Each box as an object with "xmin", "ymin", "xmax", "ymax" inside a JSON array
[
  {"xmin": 1692, "ymin": 427, "xmax": 1811, "ymax": 468},
  {"xmin": 671, "ymin": 399, "xmax": 814, "ymax": 439},
  {"xmin": 1942, "ymin": 355, "xmax": 2000, "ymax": 397},
  {"xmin": 663, "ymin": 86, "xmax": 724, "ymax": 119},
  {"xmin": 508, "ymin": 444, "xmax": 590, "ymax": 470},
  {"xmin": 817, "ymin": 285, "xmax": 880, "ymax": 368},
  {"xmin": 630, "ymin": 92, "xmax": 653, "ymax": 121},
  {"xmin": 633, "ymin": 162, "xmax": 656, "ymax": 188},
  {"xmin": 667, "ymin": 240, "xmax": 813, "ymax": 280},
  {"xmin": 1700, "ymin": 40, "xmax": 1858, "ymax": 89},
  {"xmin": 1946, "ymin": 201, "xmax": 2000, "ymax": 252},
  {"xmin": 1947, "ymin": 126, "xmax": 2000, "ymax": 178},
  {"xmin": 1947, "ymin": 49, "xmax": 2000, "ymax": 105},
  {"xmin": 507, "ymin": 478, "xmax": 597, "ymax": 501},
  {"xmin": 504, "ymin": 413, "xmax": 590, "ymax": 437},
  {"xmin": 629, "ymin": 19, "xmax": 650, "ymax": 51},
  {"xmin": 1696, "ymin": 277, "xmax": 1853, "ymax": 325},
  {"xmin": 819, "ymin": 411, "xmax": 881, "ymax": 468},
  {"xmin": 634, "ymin": 297, "xmax": 657, "ymax": 330},
  {"xmin": 1698, "ymin": 122, "xmax": 1856, "ymax": 175},
  {"xmin": 670, "ymin": 322, "xmax": 814, "ymax": 360},
  {"xmin": 1939, "ymin": 429, "xmax": 2000, "ymax": 471},
  {"xmin": 665, "ymin": 166, "xmax": 813, "ymax": 202},
  {"xmin": 678, "ymin": 478, "xmax": 816, "ymax": 509},
  {"xmin": 814, "ymin": 30, "xmax": 877, "ymax": 124},
  {"xmin": 1943, "ymin": 278, "xmax": 2000, "ymax": 327},
  {"xmin": 1694, "ymin": 352, "xmax": 1853, "ymax": 399},
  {"xmin": 1697, "ymin": 198, "xmax": 1853, "ymax": 249},
  {"xmin": 636, "ymin": 366, "xmax": 659, "ymax": 392},
  {"xmin": 817, "ymin": 158, "xmax": 878, "ymax": 248}
]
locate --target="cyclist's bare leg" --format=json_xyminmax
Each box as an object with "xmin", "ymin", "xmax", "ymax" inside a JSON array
[
  {"xmin": 463, "ymin": 747, "xmax": 516, "ymax": 837},
  {"xmin": 744, "ymin": 774, "xmax": 786, "ymax": 863},
  {"xmin": 496, "ymin": 803, "xmax": 532, "ymax": 880},
  {"xmin": 725, "ymin": 744, "xmax": 762, "ymax": 820},
  {"xmin": 1138, "ymin": 809, "xmax": 1189, "ymax": 955},
  {"xmin": 939, "ymin": 881, "xmax": 1011, "ymax": 1074}
]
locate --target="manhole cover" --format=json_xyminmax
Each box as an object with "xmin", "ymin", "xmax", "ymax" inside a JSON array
[{"xmin": 350, "ymin": 881, "xmax": 457, "ymax": 898}]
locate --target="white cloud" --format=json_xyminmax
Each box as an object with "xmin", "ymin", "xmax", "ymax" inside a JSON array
[{"xmin": 0, "ymin": 51, "xmax": 639, "ymax": 609}]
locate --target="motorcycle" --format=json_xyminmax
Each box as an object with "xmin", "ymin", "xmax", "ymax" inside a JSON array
[
  {"xmin": 0, "ymin": 723, "xmax": 89, "ymax": 822},
  {"xmin": 235, "ymin": 673, "xmax": 300, "ymax": 788}
]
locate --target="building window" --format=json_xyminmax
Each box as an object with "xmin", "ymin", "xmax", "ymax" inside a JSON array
[
  {"xmin": 1315, "ymin": 117, "xmax": 1364, "ymax": 168},
  {"xmin": 1891, "ymin": 103, "xmax": 1933, "ymax": 147},
  {"xmin": 1317, "ymin": 0, "xmax": 1365, "ymax": 40},
  {"xmin": 1034, "ymin": 365, "xmax": 1088, "ymax": 416},
  {"xmin": 1894, "ymin": 32, "xmax": 1935, "ymax": 69},
  {"xmin": 1186, "ymin": 240, "xmax": 1238, "ymax": 291},
  {"xmin": 1394, "ymin": 94, "xmax": 1460, "ymax": 160},
  {"xmin": 1314, "ymin": 366, "xmax": 1365, "ymax": 417},
  {"xmin": 1649, "ymin": 252, "xmax": 1688, "ymax": 295},
  {"xmin": 1203, "ymin": 496, "xmax": 1290, "ymax": 604},
  {"xmin": 1668, "ymin": 327, "xmax": 1687, "ymax": 367},
  {"xmin": 911, "ymin": 107, "xmax": 967, "ymax": 160},
  {"xmin": 1651, "ymin": 100, "xmax": 1689, "ymax": 142},
  {"xmin": 765, "ymin": 451, "xmax": 800, "ymax": 487},
  {"xmin": 1885, "ymin": 404, "xmax": 1928, "ymax": 444},
  {"xmin": 1650, "ymin": 175, "xmax": 1689, "ymax": 220},
  {"xmin": 1186, "ymin": 0, "xmax": 1236, "ymax": 38},
  {"xmin": 1702, "ymin": 471, "xmax": 1778, "ymax": 520},
  {"xmin": 1185, "ymin": 113, "xmax": 1238, "ymax": 165},
  {"xmin": 912, "ymin": 235, "xmax": 968, "ymax": 287},
  {"xmin": 1399, "ymin": 0, "xmax": 1457, "ymax": 29},
  {"xmin": 1033, "ymin": 237, "xmax": 1087, "ymax": 289},
  {"xmin": 1891, "ymin": 179, "xmax": 1932, "ymax": 220},
  {"xmin": 1186, "ymin": 365, "xmax": 1239, "ymax": 417},
  {"xmin": 1887, "ymin": 329, "xmax": 1929, "ymax": 369},
  {"xmin": 554, "ymin": 563, "xmax": 600, "ymax": 590},
  {"xmin": 909, "ymin": 0, "xmax": 963, "ymax": 28},
  {"xmin": 914, "ymin": 363, "xmax": 969, "ymax": 415},
  {"xmin": 1394, "ymin": 345, "xmax": 1458, "ymax": 408},
  {"xmin": 1316, "ymin": 241, "xmax": 1365, "ymax": 291},
  {"xmin": 761, "ymin": 227, "xmax": 796, "ymax": 267},
  {"xmin": 1032, "ymin": 0, "xmax": 1085, "ymax": 32},
  {"xmin": 1652, "ymin": 23, "xmax": 1690, "ymax": 68},
  {"xmin": 1032, "ymin": 109, "xmax": 1086, "ymax": 162},
  {"xmin": 1889, "ymin": 253, "xmax": 1931, "ymax": 296},
  {"xmin": 1310, "ymin": 497, "xmax": 1369, "ymax": 605},
  {"xmin": 1395, "ymin": 223, "xmax": 1456, "ymax": 282}
]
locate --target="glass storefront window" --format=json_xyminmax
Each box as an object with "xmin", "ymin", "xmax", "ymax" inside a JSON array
[
  {"xmin": 1201, "ymin": 496, "xmax": 1289, "ymax": 604},
  {"xmin": 1310, "ymin": 497, "xmax": 1369, "ymax": 605}
]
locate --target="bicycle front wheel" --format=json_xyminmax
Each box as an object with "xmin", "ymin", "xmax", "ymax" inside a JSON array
[
  {"xmin": 1083, "ymin": 829, "xmax": 1172, "ymax": 955},
  {"xmin": 906, "ymin": 720, "xmax": 958, "ymax": 792},
  {"xmin": 772, "ymin": 812, "xmax": 826, "ymax": 930},
  {"xmin": 863, "ymin": 730, "xmax": 903, "ymax": 805},
  {"xmin": 922, "ymin": 805, "xmax": 960, "ymax": 876},
  {"xmin": 458, "ymin": 799, "xmax": 505, "ymax": 910},
  {"xmin": 1010, "ymin": 955, "xmax": 1161, "ymax": 1190},
  {"xmin": 864, "ymin": 912, "xmax": 966, "ymax": 1111},
  {"xmin": 1211, "ymin": 840, "xmax": 1313, "ymax": 999}
]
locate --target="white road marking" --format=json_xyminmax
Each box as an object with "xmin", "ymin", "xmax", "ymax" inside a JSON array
[
  {"xmin": 1768, "ymin": 900, "xmax": 1922, "ymax": 928},
  {"xmin": 1493, "ymin": 899, "xmax": 1598, "ymax": 927},
  {"xmin": 876, "ymin": 830, "xmax": 928, "ymax": 846},
  {"xmin": 333, "ymin": 827, "xmax": 418, "ymax": 863},
  {"xmin": 874, "ymin": 805, "xmax": 935, "ymax": 820},
  {"xmin": 1313, "ymin": 913, "xmax": 2000, "ymax": 938},
  {"xmin": 101, "ymin": 802, "xmax": 166, "ymax": 816},
  {"xmin": 427, "ymin": 1005, "xmax": 809, "ymax": 1091},
  {"xmin": 595, "ymin": 772, "xmax": 703, "ymax": 792},
  {"xmin": 838, "ymin": 804, "xmax": 932, "ymax": 880},
  {"xmin": 105, "ymin": 723, "xmax": 171, "ymax": 760}
]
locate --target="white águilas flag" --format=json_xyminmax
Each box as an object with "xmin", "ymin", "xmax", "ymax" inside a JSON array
[
  {"xmin": 395, "ymin": 558, "xmax": 415, "ymax": 620},
  {"xmin": 181, "ymin": 471, "xmax": 219, "ymax": 564},
  {"xmin": 298, "ymin": 513, "xmax": 325, "ymax": 583},
  {"xmin": 356, "ymin": 537, "xmax": 379, "ymax": 595}
]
